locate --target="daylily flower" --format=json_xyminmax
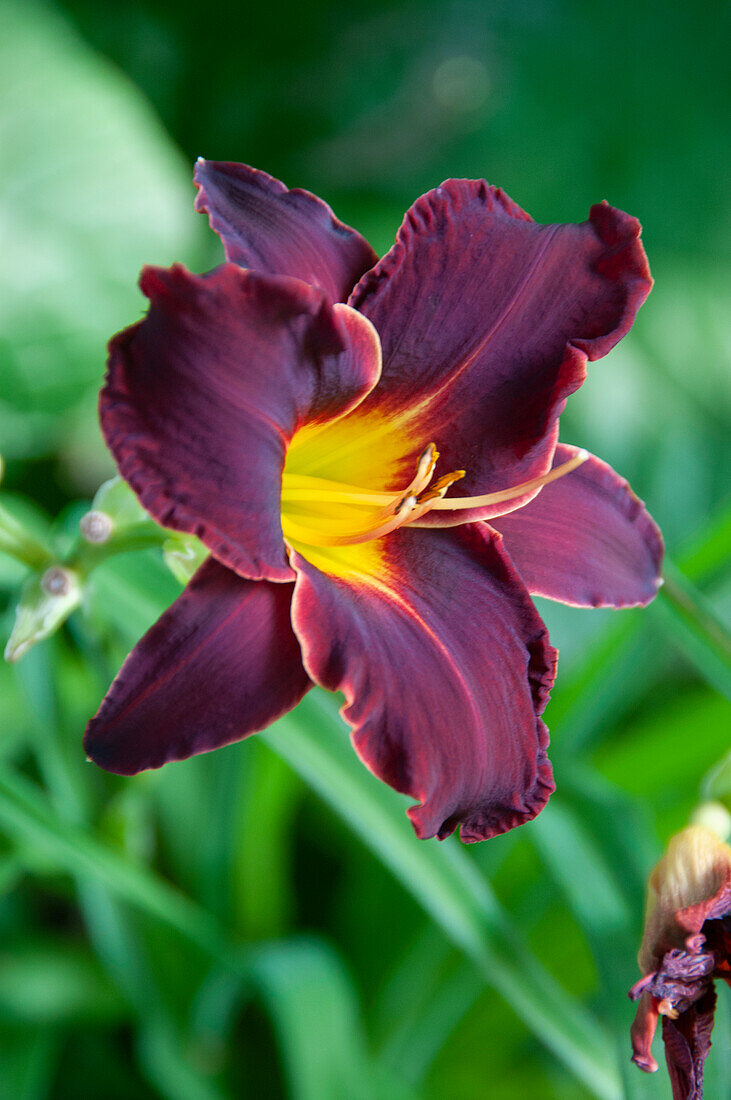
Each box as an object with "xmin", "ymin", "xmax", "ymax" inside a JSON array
[
  {"xmin": 84, "ymin": 161, "xmax": 663, "ymax": 842},
  {"xmin": 629, "ymin": 821, "xmax": 731, "ymax": 1098}
]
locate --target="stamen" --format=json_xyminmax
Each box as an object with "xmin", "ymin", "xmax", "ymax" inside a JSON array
[
  {"xmin": 280, "ymin": 476, "xmax": 394, "ymax": 508},
  {"xmin": 416, "ymin": 469, "xmax": 466, "ymax": 505},
  {"xmin": 282, "ymin": 494, "xmax": 419, "ymax": 547},
  {"xmin": 280, "ymin": 443, "xmax": 440, "ymax": 511},
  {"xmin": 280, "ymin": 444, "xmax": 587, "ymax": 550},
  {"xmin": 406, "ymin": 470, "xmax": 466, "ymax": 524},
  {"xmin": 426, "ymin": 449, "xmax": 589, "ymax": 513}
]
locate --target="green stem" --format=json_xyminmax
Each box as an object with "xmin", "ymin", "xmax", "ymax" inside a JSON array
[
  {"xmin": 70, "ymin": 521, "xmax": 169, "ymax": 577},
  {"xmin": 0, "ymin": 502, "xmax": 53, "ymax": 569}
]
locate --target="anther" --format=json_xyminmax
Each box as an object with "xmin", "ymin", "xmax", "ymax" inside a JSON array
[
  {"xmin": 405, "ymin": 443, "xmax": 440, "ymax": 498},
  {"xmin": 417, "ymin": 443, "xmax": 439, "ymax": 478},
  {"xmin": 418, "ymin": 469, "xmax": 466, "ymax": 503}
]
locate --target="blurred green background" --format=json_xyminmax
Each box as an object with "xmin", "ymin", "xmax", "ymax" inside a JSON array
[{"xmin": 0, "ymin": 0, "xmax": 729, "ymax": 1097}]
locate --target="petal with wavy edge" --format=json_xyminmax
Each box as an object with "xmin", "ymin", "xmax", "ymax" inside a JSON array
[
  {"xmin": 663, "ymin": 992, "xmax": 717, "ymax": 1100},
  {"xmin": 194, "ymin": 159, "xmax": 378, "ymax": 302},
  {"xmin": 84, "ymin": 558, "xmax": 310, "ymax": 774},
  {"xmin": 491, "ymin": 445, "xmax": 664, "ymax": 608},
  {"xmin": 101, "ymin": 263, "xmax": 381, "ymax": 582},
  {"xmin": 289, "ymin": 523, "xmax": 557, "ymax": 842},
  {"xmin": 304, "ymin": 182, "xmax": 651, "ymax": 523}
]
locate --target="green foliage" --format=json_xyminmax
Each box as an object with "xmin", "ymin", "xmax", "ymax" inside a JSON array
[{"xmin": 0, "ymin": 0, "xmax": 729, "ymax": 1097}]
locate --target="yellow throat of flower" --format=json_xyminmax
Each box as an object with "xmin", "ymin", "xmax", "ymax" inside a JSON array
[{"xmin": 280, "ymin": 439, "xmax": 588, "ymax": 553}]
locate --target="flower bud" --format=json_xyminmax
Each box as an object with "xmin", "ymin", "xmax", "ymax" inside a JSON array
[
  {"xmin": 4, "ymin": 566, "xmax": 82, "ymax": 662},
  {"xmin": 90, "ymin": 476, "xmax": 147, "ymax": 529},
  {"xmin": 629, "ymin": 823, "xmax": 731, "ymax": 1096},
  {"xmin": 79, "ymin": 509, "xmax": 114, "ymax": 544}
]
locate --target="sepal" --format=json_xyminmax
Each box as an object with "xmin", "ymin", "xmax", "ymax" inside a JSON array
[{"xmin": 4, "ymin": 566, "xmax": 82, "ymax": 662}]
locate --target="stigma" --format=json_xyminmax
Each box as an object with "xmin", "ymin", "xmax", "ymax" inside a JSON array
[{"xmin": 280, "ymin": 445, "xmax": 588, "ymax": 549}]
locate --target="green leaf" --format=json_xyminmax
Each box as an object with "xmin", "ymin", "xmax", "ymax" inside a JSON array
[
  {"xmin": 530, "ymin": 798, "xmax": 631, "ymax": 940},
  {"xmin": 0, "ymin": 1028, "xmax": 59, "ymax": 1100},
  {"xmin": 0, "ymin": 0, "xmax": 202, "ymax": 459},
  {"xmin": 0, "ymin": 942, "xmax": 125, "ymax": 1024},
  {"xmin": 374, "ymin": 929, "xmax": 482, "ymax": 1085},
  {"xmin": 0, "ymin": 763, "xmax": 228, "ymax": 963},
  {"xmin": 231, "ymin": 742, "xmax": 302, "ymax": 937},
  {"xmin": 552, "ymin": 502, "xmax": 731, "ymax": 758},
  {"xmin": 251, "ymin": 939, "xmax": 412, "ymax": 1100},
  {"xmin": 650, "ymin": 560, "xmax": 731, "ymax": 699},
  {"xmin": 264, "ymin": 692, "xmax": 623, "ymax": 1100},
  {"xmin": 702, "ymin": 748, "xmax": 731, "ymax": 808}
]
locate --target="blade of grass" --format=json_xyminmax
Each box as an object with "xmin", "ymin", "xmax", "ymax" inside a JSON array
[
  {"xmin": 0, "ymin": 1028, "xmax": 59, "ymax": 1100},
  {"xmin": 650, "ymin": 559, "xmax": 731, "ymax": 699},
  {"xmin": 0, "ymin": 763, "xmax": 229, "ymax": 968},
  {"xmin": 191, "ymin": 937, "xmax": 414, "ymax": 1100},
  {"xmin": 14, "ymin": 639, "xmax": 228, "ymax": 1100},
  {"xmin": 252, "ymin": 939, "xmax": 414, "ymax": 1100},
  {"xmin": 375, "ymin": 929, "xmax": 483, "ymax": 1086},
  {"xmin": 554, "ymin": 500, "xmax": 731, "ymax": 756},
  {"xmin": 264, "ymin": 691, "xmax": 622, "ymax": 1100},
  {"xmin": 0, "ymin": 749, "xmax": 412, "ymax": 1100}
]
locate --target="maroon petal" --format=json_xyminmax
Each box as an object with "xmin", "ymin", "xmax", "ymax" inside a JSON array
[
  {"xmin": 630, "ymin": 991, "xmax": 661, "ymax": 1074},
  {"xmin": 344, "ymin": 181, "xmax": 651, "ymax": 522},
  {"xmin": 289, "ymin": 524, "xmax": 556, "ymax": 842},
  {"xmin": 101, "ymin": 263, "xmax": 381, "ymax": 582},
  {"xmin": 491, "ymin": 445, "xmax": 664, "ymax": 608},
  {"xmin": 662, "ymin": 991, "xmax": 717, "ymax": 1100},
  {"xmin": 194, "ymin": 159, "xmax": 378, "ymax": 302},
  {"xmin": 84, "ymin": 558, "xmax": 311, "ymax": 774}
]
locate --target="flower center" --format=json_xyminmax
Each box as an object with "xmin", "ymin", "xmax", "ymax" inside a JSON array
[{"xmin": 280, "ymin": 444, "xmax": 588, "ymax": 549}]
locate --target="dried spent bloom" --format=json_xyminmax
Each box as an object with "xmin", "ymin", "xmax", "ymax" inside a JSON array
[
  {"xmin": 629, "ymin": 822, "xmax": 731, "ymax": 1098},
  {"xmin": 84, "ymin": 161, "xmax": 663, "ymax": 842}
]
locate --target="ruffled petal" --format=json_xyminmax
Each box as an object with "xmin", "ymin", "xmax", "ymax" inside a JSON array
[
  {"xmin": 326, "ymin": 181, "xmax": 651, "ymax": 522},
  {"xmin": 84, "ymin": 558, "xmax": 310, "ymax": 774},
  {"xmin": 663, "ymin": 992, "xmax": 717, "ymax": 1100},
  {"xmin": 194, "ymin": 159, "xmax": 378, "ymax": 302},
  {"xmin": 289, "ymin": 524, "xmax": 556, "ymax": 842},
  {"xmin": 101, "ymin": 263, "xmax": 381, "ymax": 582},
  {"xmin": 630, "ymin": 991, "xmax": 661, "ymax": 1074},
  {"xmin": 491, "ymin": 445, "xmax": 664, "ymax": 608}
]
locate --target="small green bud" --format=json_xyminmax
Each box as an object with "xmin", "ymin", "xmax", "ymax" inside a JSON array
[
  {"xmin": 4, "ymin": 566, "xmax": 82, "ymax": 662},
  {"xmin": 79, "ymin": 509, "xmax": 114, "ymax": 544},
  {"xmin": 90, "ymin": 476, "xmax": 147, "ymax": 529},
  {"xmin": 162, "ymin": 535, "xmax": 207, "ymax": 585},
  {"xmin": 691, "ymin": 800, "xmax": 731, "ymax": 841}
]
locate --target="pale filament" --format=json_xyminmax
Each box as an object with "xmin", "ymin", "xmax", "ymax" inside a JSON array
[
  {"xmin": 280, "ymin": 444, "xmax": 439, "ymax": 510},
  {"xmin": 426, "ymin": 449, "xmax": 589, "ymax": 511},
  {"xmin": 282, "ymin": 495, "xmax": 419, "ymax": 547},
  {"xmin": 280, "ymin": 446, "xmax": 589, "ymax": 548}
]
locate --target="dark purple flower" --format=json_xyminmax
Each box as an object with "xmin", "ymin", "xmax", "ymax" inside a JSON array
[
  {"xmin": 629, "ymin": 824, "xmax": 731, "ymax": 1098},
  {"xmin": 84, "ymin": 160, "xmax": 663, "ymax": 842}
]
